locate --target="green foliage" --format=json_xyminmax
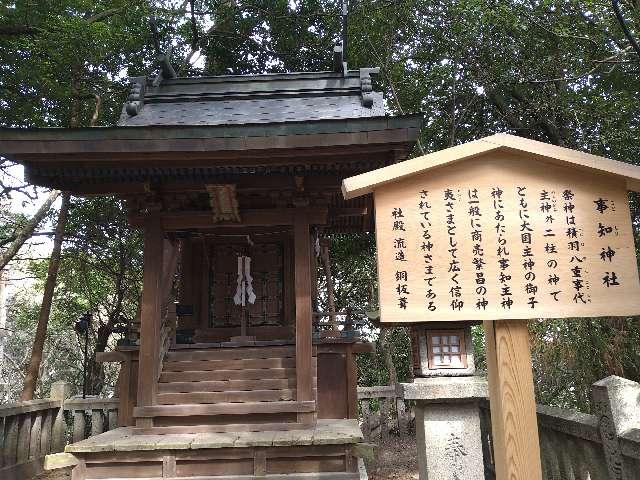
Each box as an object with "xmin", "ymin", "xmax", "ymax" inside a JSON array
[
  {"xmin": 530, "ymin": 317, "xmax": 640, "ymax": 412},
  {"xmin": 356, "ymin": 327, "xmax": 413, "ymax": 387},
  {"xmin": 1, "ymin": 0, "xmax": 640, "ymax": 409},
  {"xmin": 1, "ymin": 197, "xmax": 142, "ymax": 401},
  {"xmin": 0, "ymin": 0, "xmax": 155, "ymax": 128}
]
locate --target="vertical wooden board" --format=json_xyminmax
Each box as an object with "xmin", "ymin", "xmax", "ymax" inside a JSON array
[
  {"xmin": 4, "ymin": 415, "xmax": 18, "ymax": 466},
  {"xmin": 29, "ymin": 412, "xmax": 42, "ymax": 460},
  {"xmin": 108, "ymin": 409, "xmax": 118, "ymax": 431},
  {"xmin": 345, "ymin": 345, "xmax": 359, "ymax": 420},
  {"xmin": 16, "ymin": 413, "xmax": 32, "ymax": 463},
  {"xmin": 71, "ymin": 459, "xmax": 86, "ymax": 480},
  {"xmin": 374, "ymin": 152, "xmax": 640, "ymax": 322},
  {"xmin": 162, "ymin": 455, "xmax": 177, "ymax": 478},
  {"xmin": 0, "ymin": 417, "xmax": 5, "ymax": 468},
  {"xmin": 484, "ymin": 319, "xmax": 543, "ymax": 480},
  {"xmin": 178, "ymin": 238, "xmax": 195, "ymax": 329},
  {"xmin": 199, "ymin": 238, "xmax": 210, "ymax": 330},
  {"xmin": 294, "ymin": 214, "xmax": 313, "ymax": 405},
  {"xmin": 51, "ymin": 406, "xmax": 66, "ymax": 453},
  {"xmin": 316, "ymin": 352, "xmax": 348, "ymax": 419},
  {"xmin": 137, "ymin": 215, "xmax": 164, "ymax": 410},
  {"xmin": 254, "ymin": 449, "xmax": 267, "ymax": 476},
  {"xmin": 40, "ymin": 409, "xmax": 52, "ymax": 456},
  {"xmin": 91, "ymin": 410, "xmax": 104, "ymax": 437},
  {"xmin": 118, "ymin": 358, "xmax": 131, "ymax": 427},
  {"xmin": 73, "ymin": 411, "xmax": 86, "ymax": 443},
  {"xmin": 283, "ymin": 236, "xmax": 295, "ymax": 327}
]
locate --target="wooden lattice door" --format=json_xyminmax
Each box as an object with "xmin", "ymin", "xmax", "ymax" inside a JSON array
[{"xmin": 208, "ymin": 242, "xmax": 284, "ymax": 328}]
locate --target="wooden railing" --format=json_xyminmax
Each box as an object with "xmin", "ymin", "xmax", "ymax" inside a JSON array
[
  {"xmin": 0, "ymin": 382, "xmax": 119, "ymax": 479},
  {"xmin": 0, "ymin": 399, "xmax": 65, "ymax": 479},
  {"xmin": 155, "ymin": 239, "xmax": 180, "ymax": 382},
  {"xmin": 479, "ymin": 401, "xmax": 611, "ymax": 479},
  {"xmin": 313, "ymin": 309, "xmax": 365, "ymax": 339},
  {"xmin": 358, "ymin": 377, "xmax": 640, "ymax": 480},
  {"xmin": 478, "ymin": 376, "xmax": 640, "ymax": 480},
  {"xmin": 63, "ymin": 397, "xmax": 119, "ymax": 444},
  {"xmin": 357, "ymin": 385, "xmax": 411, "ymax": 440},
  {"xmin": 158, "ymin": 301, "xmax": 177, "ymax": 381},
  {"xmin": 4, "ymin": 377, "xmax": 639, "ymax": 479}
]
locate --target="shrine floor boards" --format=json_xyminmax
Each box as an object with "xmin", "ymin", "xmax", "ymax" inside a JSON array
[{"xmin": 61, "ymin": 420, "xmax": 363, "ymax": 479}]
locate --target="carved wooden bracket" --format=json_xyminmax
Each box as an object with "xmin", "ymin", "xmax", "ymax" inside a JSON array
[{"xmin": 205, "ymin": 184, "xmax": 241, "ymax": 223}]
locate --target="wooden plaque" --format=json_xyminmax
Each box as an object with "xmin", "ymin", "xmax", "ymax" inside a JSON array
[{"xmin": 375, "ymin": 151, "xmax": 640, "ymax": 322}]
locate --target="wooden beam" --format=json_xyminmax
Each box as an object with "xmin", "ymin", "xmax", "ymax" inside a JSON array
[
  {"xmin": 129, "ymin": 208, "xmax": 328, "ymax": 230},
  {"xmin": 483, "ymin": 319, "xmax": 543, "ymax": 480},
  {"xmin": 136, "ymin": 215, "xmax": 165, "ymax": 426},
  {"xmin": 294, "ymin": 211, "xmax": 314, "ymax": 423}
]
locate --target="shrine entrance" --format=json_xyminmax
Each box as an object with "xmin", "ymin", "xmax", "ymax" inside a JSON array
[{"xmin": 180, "ymin": 234, "xmax": 294, "ymax": 344}]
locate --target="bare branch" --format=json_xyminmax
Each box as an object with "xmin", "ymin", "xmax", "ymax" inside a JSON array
[
  {"xmin": 0, "ymin": 190, "xmax": 61, "ymax": 271},
  {"xmin": 612, "ymin": 0, "xmax": 640, "ymax": 58}
]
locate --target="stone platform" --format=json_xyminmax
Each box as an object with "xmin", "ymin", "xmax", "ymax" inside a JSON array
[{"xmin": 58, "ymin": 420, "xmax": 365, "ymax": 479}]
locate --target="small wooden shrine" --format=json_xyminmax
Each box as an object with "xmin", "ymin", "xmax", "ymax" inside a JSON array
[{"xmin": 0, "ymin": 61, "xmax": 421, "ymax": 478}]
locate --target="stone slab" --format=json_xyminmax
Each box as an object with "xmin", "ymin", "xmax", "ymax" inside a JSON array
[
  {"xmin": 191, "ymin": 432, "xmax": 238, "ymax": 449},
  {"xmin": 401, "ymin": 376, "xmax": 488, "ymax": 401},
  {"xmin": 65, "ymin": 427, "xmax": 133, "ymax": 453},
  {"xmin": 43, "ymin": 452, "xmax": 79, "ymax": 470},
  {"xmin": 63, "ymin": 420, "xmax": 363, "ymax": 453}
]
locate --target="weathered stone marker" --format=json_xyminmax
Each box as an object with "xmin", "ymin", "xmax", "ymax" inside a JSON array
[{"xmin": 342, "ymin": 133, "xmax": 640, "ymax": 480}]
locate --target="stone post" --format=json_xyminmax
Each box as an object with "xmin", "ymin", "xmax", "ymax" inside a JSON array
[
  {"xmin": 401, "ymin": 323, "xmax": 488, "ymax": 480},
  {"xmin": 50, "ymin": 381, "xmax": 73, "ymax": 453},
  {"xmin": 591, "ymin": 375, "xmax": 640, "ymax": 480}
]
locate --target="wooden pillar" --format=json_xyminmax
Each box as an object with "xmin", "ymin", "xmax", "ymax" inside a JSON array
[
  {"xmin": 483, "ymin": 319, "xmax": 543, "ymax": 480},
  {"xmin": 294, "ymin": 212, "xmax": 314, "ymax": 423},
  {"xmin": 136, "ymin": 215, "xmax": 164, "ymax": 426}
]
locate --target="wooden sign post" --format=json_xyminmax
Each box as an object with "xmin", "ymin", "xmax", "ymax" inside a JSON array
[{"xmin": 342, "ymin": 134, "xmax": 640, "ymax": 479}]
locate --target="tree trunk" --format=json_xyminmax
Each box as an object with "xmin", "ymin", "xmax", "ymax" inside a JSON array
[
  {"xmin": 379, "ymin": 326, "xmax": 398, "ymax": 385},
  {"xmin": 0, "ymin": 190, "xmax": 60, "ymax": 271},
  {"xmin": 20, "ymin": 193, "xmax": 71, "ymax": 401}
]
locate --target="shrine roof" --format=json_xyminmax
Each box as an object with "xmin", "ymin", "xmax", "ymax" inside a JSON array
[
  {"xmin": 342, "ymin": 133, "xmax": 640, "ymax": 199},
  {"xmin": 119, "ymin": 69, "xmax": 384, "ymax": 127}
]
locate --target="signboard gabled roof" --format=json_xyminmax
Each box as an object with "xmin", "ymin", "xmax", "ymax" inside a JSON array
[{"xmin": 342, "ymin": 133, "xmax": 640, "ymax": 199}]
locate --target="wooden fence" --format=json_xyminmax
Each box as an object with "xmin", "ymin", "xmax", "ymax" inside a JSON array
[
  {"xmin": 357, "ymin": 385, "xmax": 412, "ymax": 440},
  {"xmin": 0, "ymin": 381, "xmax": 119, "ymax": 480},
  {"xmin": 3, "ymin": 378, "xmax": 639, "ymax": 480}
]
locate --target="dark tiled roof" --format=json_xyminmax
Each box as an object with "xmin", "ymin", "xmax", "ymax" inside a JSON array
[{"xmin": 119, "ymin": 69, "xmax": 384, "ymax": 127}]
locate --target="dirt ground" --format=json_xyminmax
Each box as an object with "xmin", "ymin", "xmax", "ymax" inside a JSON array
[
  {"xmin": 34, "ymin": 466, "xmax": 72, "ymax": 480},
  {"xmin": 366, "ymin": 433, "xmax": 419, "ymax": 480}
]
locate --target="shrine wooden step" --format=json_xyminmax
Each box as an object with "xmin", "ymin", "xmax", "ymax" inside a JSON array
[
  {"xmin": 133, "ymin": 400, "xmax": 316, "ymax": 418},
  {"xmin": 157, "ymin": 378, "xmax": 297, "ymax": 393},
  {"xmin": 66, "ymin": 420, "xmax": 362, "ymax": 479},
  {"xmin": 159, "ymin": 366, "xmax": 315, "ymax": 383},
  {"xmin": 162, "ymin": 357, "xmax": 296, "ymax": 372},
  {"xmin": 165, "ymin": 346, "xmax": 296, "ymax": 362},
  {"xmin": 87, "ymin": 474, "xmax": 359, "ymax": 480},
  {"xmin": 156, "ymin": 389, "xmax": 297, "ymax": 405},
  {"xmin": 131, "ymin": 421, "xmax": 312, "ymax": 435}
]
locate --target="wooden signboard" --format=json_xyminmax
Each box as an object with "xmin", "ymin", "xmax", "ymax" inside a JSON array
[
  {"xmin": 343, "ymin": 134, "xmax": 640, "ymax": 480},
  {"xmin": 375, "ymin": 152, "xmax": 640, "ymax": 322},
  {"xmin": 374, "ymin": 151, "xmax": 640, "ymax": 323}
]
